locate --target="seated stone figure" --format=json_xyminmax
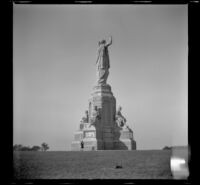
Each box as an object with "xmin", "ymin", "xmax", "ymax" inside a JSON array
[
  {"xmin": 116, "ymin": 106, "xmax": 127, "ymax": 128},
  {"xmin": 90, "ymin": 106, "xmax": 101, "ymax": 127},
  {"xmin": 80, "ymin": 110, "xmax": 89, "ymax": 130},
  {"xmin": 80, "ymin": 110, "xmax": 89, "ymax": 123}
]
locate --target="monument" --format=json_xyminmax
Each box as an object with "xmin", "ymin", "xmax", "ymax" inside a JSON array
[{"xmin": 71, "ymin": 36, "xmax": 136, "ymax": 150}]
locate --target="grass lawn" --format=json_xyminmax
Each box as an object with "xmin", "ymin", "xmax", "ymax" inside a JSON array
[{"xmin": 13, "ymin": 150, "xmax": 172, "ymax": 179}]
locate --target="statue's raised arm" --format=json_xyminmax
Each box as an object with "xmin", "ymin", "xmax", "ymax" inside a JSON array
[{"xmin": 105, "ymin": 36, "xmax": 112, "ymax": 47}]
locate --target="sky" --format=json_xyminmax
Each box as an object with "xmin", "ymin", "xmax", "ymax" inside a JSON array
[{"xmin": 13, "ymin": 4, "xmax": 188, "ymax": 151}]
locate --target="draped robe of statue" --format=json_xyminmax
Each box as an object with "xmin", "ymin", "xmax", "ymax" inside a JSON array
[{"xmin": 96, "ymin": 37, "xmax": 112, "ymax": 85}]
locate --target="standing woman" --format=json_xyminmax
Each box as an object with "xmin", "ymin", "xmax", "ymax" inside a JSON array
[{"xmin": 96, "ymin": 36, "xmax": 112, "ymax": 85}]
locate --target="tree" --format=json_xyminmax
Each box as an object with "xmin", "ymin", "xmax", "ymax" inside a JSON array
[
  {"xmin": 31, "ymin": 146, "xmax": 41, "ymax": 151},
  {"xmin": 41, "ymin": 142, "xmax": 49, "ymax": 151}
]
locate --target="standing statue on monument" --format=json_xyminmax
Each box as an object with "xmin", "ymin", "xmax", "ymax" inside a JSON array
[{"xmin": 96, "ymin": 36, "xmax": 112, "ymax": 85}]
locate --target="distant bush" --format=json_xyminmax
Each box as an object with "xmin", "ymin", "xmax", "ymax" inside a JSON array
[
  {"xmin": 13, "ymin": 144, "xmax": 23, "ymax": 151},
  {"xmin": 13, "ymin": 144, "xmax": 41, "ymax": 151},
  {"xmin": 31, "ymin": 146, "xmax": 41, "ymax": 151},
  {"xmin": 21, "ymin": 146, "xmax": 32, "ymax": 151},
  {"xmin": 163, "ymin": 146, "xmax": 172, "ymax": 150}
]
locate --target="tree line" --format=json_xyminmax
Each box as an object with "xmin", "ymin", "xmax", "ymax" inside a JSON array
[{"xmin": 13, "ymin": 142, "xmax": 49, "ymax": 151}]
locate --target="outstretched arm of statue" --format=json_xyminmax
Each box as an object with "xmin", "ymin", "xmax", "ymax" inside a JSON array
[
  {"xmin": 106, "ymin": 36, "xmax": 112, "ymax": 47},
  {"xmin": 96, "ymin": 49, "xmax": 100, "ymax": 64}
]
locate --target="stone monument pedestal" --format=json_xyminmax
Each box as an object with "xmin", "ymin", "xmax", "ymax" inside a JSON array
[
  {"xmin": 71, "ymin": 123, "xmax": 99, "ymax": 151},
  {"xmin": 88, "ymin": 84, "xmax": 116, "ymax": 150},
  {"xmin": 114, "ymin": 126, "xmax": 136, "ymax": 150},
  {"xmin": 71, "ymin": 84, "xmax": 137, "ymax": 151},
  {"xmin": 71, "ymin": 131, "xmax": 83, "ymax": 151}
]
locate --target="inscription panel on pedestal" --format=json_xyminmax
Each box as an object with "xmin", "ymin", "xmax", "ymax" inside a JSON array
[{"xmin": 84, "ymin": 131, "xmax": 96, "ymax": 138}]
